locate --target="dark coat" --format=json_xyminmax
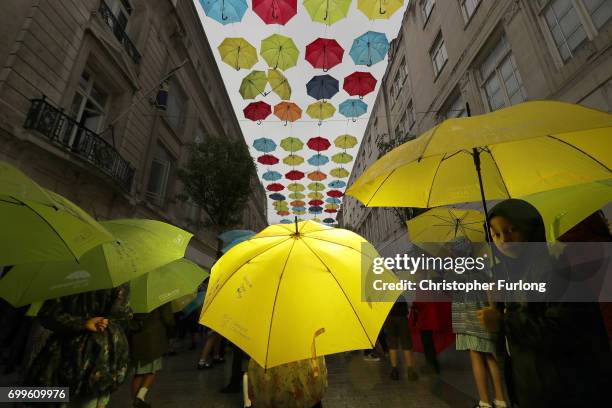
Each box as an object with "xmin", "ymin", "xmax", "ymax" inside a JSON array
[{"xmin": 130, "ymin": 303, "xmax": 175, "ymax": 364}]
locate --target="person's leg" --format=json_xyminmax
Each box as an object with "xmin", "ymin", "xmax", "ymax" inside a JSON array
[
  {"xmin": 222, "ymin": 343, "xmax": 245, "ymax": 393},
  {"xmin": 199, "ymin": 331, "xmax": 219, "ymax": 368},
  {"xmin": 131, "ymin": 374, "xmax": 145, "ymax": 399},
  {"xmin": 134, "ymin": 371, "xmax": 158, "ymax": 406},
  {"xmin": 470, "ymin": 350, "xmax": 491, "ymax": 406},
  {"xmin": 486, "ymin": 353, "xmax": 507, "ymax": 407},
  {"xmin": 213, "ymin": 335, "xmax": 224, "ymax": 362}
]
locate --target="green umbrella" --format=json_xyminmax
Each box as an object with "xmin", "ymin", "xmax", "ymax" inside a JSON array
[
  {"xmin": 288, "ymin": 192, "xmax": 306, "ymax": 199},
  {"xmin": 280, "ymin": 137, "xmax": 304, "ymax": 152},
  {"xmin": 218, "ymin": 37, "xmax": 258, "ymax": 70},
  {"xmin": 0, "ymin": 219, "xmax": 192, "ymax": 307},
  {"xmin": 306, "ymin": 101, "xmax": 336, "ymax": 123},
  {"xmin": 283, "ymin": 154, "xmax": 305, "ymax": 165},
  {"xmin": 304, "ymin": 0, "xmax": 352, "ymax": 25},
  {"xmin": 308, "ymin": 182, "xmax": 326, "ymax": 191},
  {"xmin": 267, "ymin": 69, "xmax": 292, "ymax": 100},
  {"xmin": 240, "ymin": 70, "xmax": 268, "ymax": 99},
  {"xmin": 131, "ymin": 259, "xmax": 209, "ymax": 313},
  {"xmin": 334, "ymin": 134, "xmax": 358, "ymax": 149},
  {"xmin": 332, "ymin": 152, "xmax": 353, "ymax": 164},
  {"xmin": 260, "ymin": 34, "xmax": 299, "ymax": 70}
]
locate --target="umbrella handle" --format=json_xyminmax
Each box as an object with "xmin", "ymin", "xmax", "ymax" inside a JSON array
[
  {"xmin": 324, "ymin": 0, "xmax": 329, "ymax": 20},
  {"xmin": 257, "ymin": 120, "xmax": 262, "ymax": 125},
  {"xmin": 318, "ymin": 120, "xmax": 322, "ymax": 126},
  {"xmin": 284, "ymin": 120, "xmax": 288, "ymax": 126},
  {"xmin": 352, "ymin": 118, "xmax": 357, "ymax": 122},
  {"xmin": 221, "ymin": 0, "xmax": 228, "ymax": 20},
  {"xmin": 379, "ymin": 0, "xmax": 387, "ymax": 15}
]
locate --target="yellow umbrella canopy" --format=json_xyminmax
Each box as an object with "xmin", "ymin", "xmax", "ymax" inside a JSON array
[
  {"xmin": 304, "ymin": 0, "xmax": 352, "ymax": 25},
  {"xmin": 330, "ymin": 168, "xmax": 350, "ymax": 178},
  {"xmin": 308, "ymin": 182, "xmax": 326, "ymax": 191},
  {"xmin": 260, "ymin": 34, "xmax": 300, "ymax": 70},
  {"xmin": 199, "ymin": 220, "xmax": 400, "ymax": 368},
  {"xmin": 283, "ymin": 154, "xmax": 305, "ymax": 166},
  {"xmin": 240, "ymin": 70, "xmax": 268, "ymax": 99},
  {"xmin": 280, "ymin": 137, "xmax": 304, "ymax": 152},
  {"xmin": 334, "ymin": 134, "xmax": 358, "ymax": 149},
  {"xmin": 218, "ymin": 37, "xmax": 258, "ymax": 70},
  {"xmin": 289, "ymin": 192, "xmax": 306, "ymax": 199},
  {"xmin": 268, "ymin": 69, "xmax": 292, "ymax": 100},
  {"xmin": 306, "ymin": 101, "xmax": 336, "ymax": 122},
  {"xmin": 407, "ymin": 208, "xmax": 485, "ymax": 244},
  {"xmin": 287, "ymin": 183, "xmax": 306, "ymax": 192},
  {"xmin": 332, "ymin": 152, "xmax": 353, "ymax": 164},
  {"xmin": 347, "ymin": 101, "xmax": 612, "ymax": 208},
  {"xmin": 325, "ymin": 203, "xmax": 340, "ymax": 210},
  {"xmin": 357, "ymin": 0, "xmax": 404, "ymax": 20},
  {"xmin": 308, "ymin": 191, "xmax": 324, "ymax": 199}
]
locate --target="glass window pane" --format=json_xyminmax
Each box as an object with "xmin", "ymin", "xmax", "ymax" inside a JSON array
[
  {"xmin": 566, "ymin": 27, "xmax": 587, "ymax": 51},
  {"xmin": 585, "ymin": 0, "xmax": 612, "ymax": 29}
]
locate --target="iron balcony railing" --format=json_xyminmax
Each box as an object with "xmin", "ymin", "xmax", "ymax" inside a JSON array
[
  {"xmin": 24, "ymin": 97, "xmax": 135, "ymax": 191},
  {"xmin": 98, "ymin": 0, "xmax": 141, "ymax": 64}
]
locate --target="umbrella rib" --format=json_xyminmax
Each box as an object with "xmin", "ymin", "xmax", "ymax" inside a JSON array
[
  {"xmin": 483, "ymin": 148, "xmax": 512, "ymax": 199},
  {"xmin": 301, "ymin": 237, "xmax": 376, "ymax": 348},
  {"xmin": 364, "ymin": 167, "xmax": 398, "ymax": 207},
  {"xmin": 546, "ymin": 135, "xmax": 611, "ymax": 172},
  {"xmin": 425, "ymin": 154, "xmax": 447, "ymax": 208}
]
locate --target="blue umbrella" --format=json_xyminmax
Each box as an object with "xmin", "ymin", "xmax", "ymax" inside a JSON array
[
  {"xmin": 349, "ymin": 31, "xmax": 390, "ymax": 66},
  {"xmin": 307, "ymin": 154, "xmax": 329, "ymax": 166},
  {"xmin": 218, "ymin": 229, "xmax": 255, "ymax": 245},
  {"xmin": 269, "ymin": 193, "xmax": 286, "ymax": 200},
  {"xmin": 325, "ymin": 197, "xmax": 342, "ymax": 204},
  {"xmin": 309, "ymin": 206, "xmax": 323, "ymax": 214},
  {"xmin": 323, "ymin": 218, "xmax": 336, "ymax": 223},
  {"xmin": 328, "ymin": 180, "xmax": 346, "ymax": 189},
  {"xmin": 292, "ymin": 206, "xmax": 306, "ymax": 212},
  {"xmin": 339, "ymin": 99, "xmax": 368, "ymax": 119},
  {"xmin": 222, "ymin": 231, "xmax": 256, "ymax": 253},
  {"xmin": 199, "ymin": 0, "xmax": 248, "ymax": 25},
  {"xmin": 306, "ymin": 74, "xmax": 339, "ymax": 100},
  {"xmin": 263, "ymin": 170, "xmax": 282, "ymax": 181},
  {"xmin": 280, "ymin": 219, "xmax": 293, "ymax": 224},
  {"xmin": 253, "ymin": 137, "xmax": 277, "ymax": 153}
]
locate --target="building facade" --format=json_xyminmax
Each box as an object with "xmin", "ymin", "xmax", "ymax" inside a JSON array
[
  {"xmin": 342, "ymin": 0, "xmax": 612, "ymax": 251},
  {"xmin": 0, "ymin": 0, "xmax": 267, "ymax": 269}
]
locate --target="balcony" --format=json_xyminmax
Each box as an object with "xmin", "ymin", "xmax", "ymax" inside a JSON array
[
  {"xmin": 98, "ymin": 1, "xmax": 141, "ymax": 64},
  {"xmin": 24, "ymin": 97, "xmax": 135, "ymax": 191}
]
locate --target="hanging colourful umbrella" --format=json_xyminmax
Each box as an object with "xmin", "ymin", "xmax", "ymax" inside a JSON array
[
  {"xmin": 307, "ymin": 137, "xmax": 331, "ymax": 151},
  {"xmin": 343, "ymin": 72, "xmax": 377, "ymax": 99},
  {"xmin": 244, "ymin": 101, "xmax": 272, "ymax": 122},
  {"xmin": 305, "ymin": 38, "xmax": 344, "ymax": 71},
  {"xmin": 326, "ymin": 197, "xmax": 342, "ymax": 204},
  {"xmin": 307, "ymin": 171, "xmax": 327, "ymax": 181},
  {"xmin": 280, "ymin": 219, "xmax": 293, "ymax": 224},
  {"xmin": 253, "ymin": 137, "xmax": 277, "ymax": 153},
  {"xmin": 308, "ymin": 191, "xmax": 324, "ymax": 199},
  {"xmin": 200, "ymin": 0, "xmax": 248, "ymax": 25},
  {"xmin": 292, "ymin": 206, "xmax": 307, "ymax": 212},
  {"xmin": 328, "ymin": 180, "xmax": 346, "ymax": 189},
  {"xmin": 330, "ymin": 167, "xmax": 349, "ymax": 178},
  {"xmin": 253, "ymin": 0, "xmax": 298, "ymax": 25},
  {"xmin": 334, "ymin": 134, "xmax": 358, "ymax": 149},
  {"xmin": 349, "ymin": 31, "xmax": 390, "ymax": 66},
  {"xmin": 357, "ymin": 0, "xmax": 404, "ymax": 20},
  {"xmin": 327, "ymin": 190, "xmax": 343, "ymax": 197},
  {"xmin": 306, "ymin": 74, "xmax": 339, "ymax": 100},
  {"xmin": 277, "ymin": 210, "xmax": 290, "ymax": 216},
  {"xmin": 306, "ymin": 101, "xmax": 336, "ymax": 124},
  {"xmin": 274, "ymin": 102, "xmax": 302, "ymax": 125},
  {"xmin": 288, "ymin": 192, "xmax": 305, "ymax": 199},
  {"xmin": 324, "ymin": 208, "xmax": 338, "ymax": 213},
  {"xmin": 339, "ymin": 99, "xmax": 368, "ymax": 120},
  {"xmin": 258, "ymin": 154, "xmax": 279, "ymax": 165},
  {"xmin": 263, "ymin": 170, "xmax": 283, "ymax": 181},
  {"xmin": 269, "ymin": 193, "xmax": 286, "ymax": 200},
  {"xmin": 285, "ymin": 170, "xmax": 305, "ymax": 180},
  {"xmin": 218, "ymin": 38, "xmax": 258, "ymax": 70},
  {"xmin": 260, "ymin": 34, "xmax": 300, "ymax": 70},
  {"xmin": 332, "ymin": 152, "xmax": 354, "ymax": 164},
  {"xmin": 283, "ymin": 154, "xmax": 304, "ymax": 165},
  {"xmin": 267, "ymin": 69, "xmax": 292, "ymax": 100},
  {"xmin": 267, "ymin": 183, "xmax": 285, "ymax": 191},
  {"xmin": 240, "ymin": 70, "xmax": 268, "ymax": 99},
  {"xmin": 309, "ymin": 199, "xmax": 324, "ymax": 206},
  {"xmin": 274, "ymin": 203, "xmax": 289, "ymax": 211},
  {"xmin": 308, "ymin": 182, "xmax": 326, "ymax": 192},
  {"xmin": 303, "ymin": 0, "xmax": 352, "ymax": 25},
  {"xmin": 280, "ymin": 137, "xmax": 304, "ymax": 152},
  {"xmin": 293, "ymin": 210, "xmax": 306, "ymax": 215},
  {"xmin": 290, "ymin": 200, "xmax": 306, "ymax": 207},
  {"xmin": 287, "ymin": 183, "xmax": 305, "ymax": 192},
  {"xmin": 323, "ymin": 218, "xmax": 336, "ymax": 223},
  {"xmin": 309, "ymin": 206, "xmax": 323, "ymax": 213},
  {"xmin": 308, "ymin": 154, "xmax": 329, "ymax": 166},
  {"xmin": 325, "ymin": 203, "xmax": 340, "ymax": 210}
]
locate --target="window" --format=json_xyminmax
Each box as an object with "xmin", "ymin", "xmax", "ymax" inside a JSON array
[
  {"xmin": 391, "ymin": 57, "xmax": 409, "ymax": 101},
  {"xmin": 166, "ymin": 78, "xmax": 186, "ymax": 131},
  {"xmin": 478, "ymin": 35, "xmax": 526, "ymax": 111},
  {"xmin": 405, "ymin": 101, "xmax": 415, "ymax": 132},
  {"xmin": 422, "ymin": 0, "xmax": 435, "ymax": 23},
  {"xmin": 146, "ymin": 144, "xmax": 174, "ymax": 207},
  {"xmin": 460, "ymin": 0, "xmax": 480, "ymax": 22},
  {"xmin": 394, "ymin": 123, "xmax": 402, "ymax": 139},
  {"xmin": 430, "ymin": 33, "xmax": 448, "ymax": 77},
  {"xmin": 107, "ymin": 0, "xmax": 133, "ymax": 34},
  {"xmin": 585, "ymin": 0, "xmax": 612, "ymax": 29},
  {"xmin": 441, "ymin": 93, "xmax": 467, "ymax": 119},
  {"xmin": 66, "ymin": 68, "xmax": 110, "ymax": 146}
]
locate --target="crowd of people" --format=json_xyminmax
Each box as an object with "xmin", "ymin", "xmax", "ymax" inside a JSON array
[{"xmin": 0, "ymin": 199, "xmax": 611, "ymax": 408}]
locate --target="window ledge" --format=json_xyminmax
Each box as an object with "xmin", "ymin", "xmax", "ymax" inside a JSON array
[
  {"xmin": 463, "ymin": 2, "xmax": 482, "ymax": 30},
  {"xmin": 433, "ymin": 60, "xmax": 448, "ymax": 82}
]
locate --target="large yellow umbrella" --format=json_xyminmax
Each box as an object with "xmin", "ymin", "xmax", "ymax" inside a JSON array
[
  {"xmin": 199, "ymin": 220, "xmax": 399, "ymax": 368},
  {"xmin": 218, "ymin": 37, "xmax": 258, "ymax": 70},
  {"xmin": 267, "ymin": 69, "xmax": 292, "ymax": 100},
  {"xmin": 357, "ymin": 0, "xmax": 404, "ymax": 20},
  {"xmin": 260, "ymin": 34, "xmax": 299, "ymax": 70},
  {"xmin": 407, "ymin": 208, "xmax": 485, "ymax": 244},
  {"xmin": 347, "ymin": 101, "xmax": 612, "ymax": 211}
]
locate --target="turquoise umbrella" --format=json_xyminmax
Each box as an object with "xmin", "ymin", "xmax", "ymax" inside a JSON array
[
  {"xmin": 339, "ymin": 99, "xmax": 368, "ymax": 120},
  {"xmin": 263, "ymin": 170, "xmax": 283, "ymax": 181},
  {"xmin": 328, "ymin": 180, "xmax": 346, "ymax": 189},
  {"xmin": 280, "ymin": 219, "xmax": 293, "ymax": 224},
  {"xmin": 326, "ymin": 197, "xmax": 342, "ymax": 204},
  {"xmin": 349, "ymin": 31, "xmax": 390, "ymax": 66},
  {"xmin": 253, "ymin": 137, "xmax": 277, "ymax": 153},
  {"xmin": 200, "ymin": 0, "xmax": 248, "ymax": 25},
  {"xmin": 307, "ymin": 154, "xmax": 329, "ymax": 166}
]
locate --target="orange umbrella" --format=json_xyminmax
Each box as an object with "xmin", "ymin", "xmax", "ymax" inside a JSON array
[
  {"xmin": 274, "ymin": 101, "xmax": 302, "ymax": 125},
  {"xmin": 307, "ymin": 171, "xmax": 327, "ymax": 181}
]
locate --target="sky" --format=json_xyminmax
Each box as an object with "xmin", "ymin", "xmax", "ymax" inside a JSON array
[{"xmin": 194, "ymin": 0, "xmax": 409, "ymax": 225}]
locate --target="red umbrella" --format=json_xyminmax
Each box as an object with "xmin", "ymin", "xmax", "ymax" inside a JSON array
[
  {"xmin": 285, "ymin": 170, "xmax": 305, "ymax": 180},
  {"xmin": 267, "ymin": 183, "xmax": 285, "ymax": 191},
  {"xmin": 290, "ymin": 200, "xmax": 306, "ymax": 207},
  {"xmin": 244, "ymin": 101, "xmax": 271, "ymax": 122},
  {"xmin": 307, "ymin": 137, "xmax": 331, "ymax": 152},
  {"xmin": 308, "ymin": 199, "xmax": 324, "ymax": 206},
  {"xmin": 343, "ymin": 72, "xmax": 377, "ymax": 99},
  {"xmin": 306, "ymin": 38, "xmax": 344, "ymax": 71},
  {"xmin": 253, "ymin": 0, "xmax": 297, "ymax": 25},
  {"xmin": 258, "ymin": 154, "xmax": 279, "ymax": 165},
  {"xmin": 327, "ymin": 190, "xmax": 343, "ymax": 198},
  {"xmin": 324, "ymin": 209, "xmax": 338, "ymax": 213},
  {"xmin": 307, "ymin": 171, "xmax": 327, "ymax": 181}
]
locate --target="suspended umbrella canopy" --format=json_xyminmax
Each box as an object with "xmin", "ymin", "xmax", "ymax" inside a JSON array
[
  {"xmin": 240, "ymin": 70, "xmax": 268, "ymax": 99},
  {"xmin": 218, "ymin": 37, "xmax": 258, "ymax": 70},
  {"xmin": 325, "ymin": 203, "xmax": 340, "ymax": 210},
  {"xmin": 244, "ymin": 101, "xmax": 272, "ymax": 122},
  {"xmin": 285, "ymin": 170, "xmax": 305, "ymax": 180},
  {"xmin": 274, "ymin": 204, "xmax": 289, "ymax": 211},
  {"xmin": 306, "ymin": 101, "xmax": 336, "ymax": 122},
  {"xmin": 277, "ymin": 210, "xmax": 290, "ymax": 216},
  {"xmin": 290, "ymin": 200, "xmax": 306, "ymax": 207},
  {"xmin": 324, "ymin": 208, "xmax": 338, "ymax": 213},
  {"xmin": 280, "ymin": 219, "xmax": 293, "ymax": 224},
  {"xmin": 303, "ymin": 0, "xmax": 352, "ymax": 25},
  {"xmin": 332, "ymin": 152, "xmax": 354, "ymax": 164},
  {"xmin": 269, "ymin": 194, "xmax": 286, "ymax": 202},
  {"xmin": 266, "ymin": 183, "xmax": 285, "ymax": 191},
  {"xmin": 334, "ymin": 134, "xmax": 358, "ymax": 149},
  {"xmin": 309, "ymin": 199, "xmax": 324, "ymax": 206},
  {"xmin": 307, "ymin": 136, "xmax": 331, "ymax": 151},
  {"xmin": 287, "ymin": 183, "xmax": 306, "ymax": 192},
  {"xmin": 253, "ymin": 137, "xmax": 277, "ymax": 153},
  {"xmin": 326, "ymin": 197, "xmax": 342, "ymax": 204},
  {"xmin": 200, "ymin": 0, "xmax": 248, "ymax": 25},
  {"xmin": 343, "ymin": 72, "xmax": 377, "ymax": 98},
  {"xmin": 306, "ymin": 74, "xmax": 340, "ymax": 100},
  {"xmin": 288, "ymin": 192, "xmax": 306, "ymax": 199},
  {"xmin": 260, "ymin": 34, "xmax": 300, "ymax": 70},
  {"xmin": 293, "ymin": 210, "xmax": 306, "ymax": 215},
  {"xmin": 349, "ymin": 31, "xmax": 390, "ymax": 66},
  {"xmin": 305, "ymin": 37, "xmax": 344, "ymax": 71},
  {"xmin": 283, "ymin": 154, "xmax": 305, "ymax": 165},
  {"xmin": 292, "ymin": 206, "xmax": 307, "ymax": 212},
  {"xmin": 312, "ymin": 217, "xmax": 323, "ymax": 222},
  {"xmin": 357, "ymin": 0, "xmax": 404, "ymax": 20},
  {"xmin": 274, "ymin": 101, "xmax": 302, "ymax": 124},
  {"xmin": 308, "ymin": 182, "xmax": 326, "ymax": 191},
  {"xmin": 328, "ymin": 190, "xmax": 344, "ymax": 197},
  {"xmin": 323, "ymin": 218, "xmax": 336, "ymax": 223},
  {"xmin": 328, "ymin": 180, "xmax": 346, "ymax": 189},
  {"xmin": 280, "ymin": 137, "xmax": 304, "ymax": 152},
  {"xmin": 263, "ymin": 170, "xmax": 283, "ymax": 181},
  {"xmin": 308, "ymin": 154, "xmax": 329, "ymax": 166},
  {"xmin": 339, "ymin": 99, "xmax": 368, "ymax": 119},
  {"xmin": 273, "ymin": 199, "xmax": 289, "ymax": 206},
  {"xmin": 308, "ymin": 171, "xmax": 327, "ymax": 181},
  {"xmin": 253, "ymin": 0, "xmax": 298, "ymax": 25},
  {"xmin": 330, "ymin": 167, "xmax": 349, "ymax": 178},
  {"xmin": 267, "ymin": 69, "xmax": 292, "ymax": 100},
  {"xmin": 258, "ymin": 154, "xmax": 279, "ymax": 165},
  {"xmin": 309, "ymin": 206, "xmax": 324, "ymax": 213},
  {"xmin": 308, "ymin": 191, "xmax": 324, "ymax": 199}
]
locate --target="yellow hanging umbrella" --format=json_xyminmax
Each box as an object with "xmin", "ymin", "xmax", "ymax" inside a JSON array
[
  {"xmin": 330, "ymin": 168, "xmax": 350, "ymax": 178},
  {"xmin": 357, "ymin": 0, "xmax": 404, "ymax": 20},
  {"xmin": 260, "ymin": 34, "xmax": 299, "ymax": 70},
  {"xmin": 267, "ymin": 69, "xmax": 292, "ymax": 100},
  {"xmin": 304, "ymin": 0, "xmax": 352, "ymax": 25},
  {"xmin": 199, "ymin": 220, "xmax": 400, "ymax": 368},
  {"xmin": 240, "ymin": 70, "xmax": 268, "ymax": 100},
  {"xmin": 306, "ymin": 101, "xmax": 336, "ymax": 124},
  {"xmin": 283, "ymin": 154, "xmax": 305, "ymax": 166},
  {"xmin": 308, "ymin": 191, "xmax": 324, "ymax": 200},
  {"xmin": 334, "ymin": 134, "xmax": 358, "ymax": 149},
  {"xmin": 287, "ymin": 183, "xmax": 305, "ymax": 192},
  {"xmin": 407, "ymin": 208, "xmax": 485, "ymax": 244},
  {"xmin": 218, "ymin": 37, "xmax": 258, "ymax": 70}
]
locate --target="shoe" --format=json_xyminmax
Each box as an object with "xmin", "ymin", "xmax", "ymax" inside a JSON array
[
  {"xmin": 213, "ymin": 356, "xmax": 225, "ymax": 364},
  {"xmin": 133, "ymin": 398, "xmax": 151, "ymax": 408},
  {"xmin": 390, "ymin": 367, "xmax": 399, "ymax": 381},
  {"xmin": 363, "ymin": 353, "xmax": 380, "ymax": 361},
  {"xmin": 220, "ymin": 383, "xmax": 241, "ymax": 393},
  {"xmin": 405, "ymin": 366, "xmax": 419, "ymax": 381},
  {"xmin": 197, "ymin": 360, "xmax": 213, "ymax": 369}
]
